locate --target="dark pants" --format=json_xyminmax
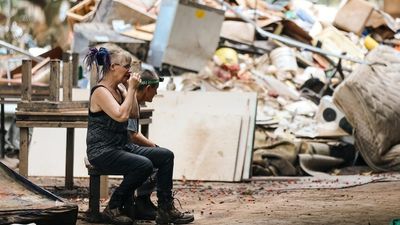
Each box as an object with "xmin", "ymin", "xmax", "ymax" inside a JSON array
[
  {"xmin": 125, "ymin": 144, "xmax": 173, "ymax": 199},
  {"xmin": 90, "ymin": 145, "xmax": 174, "ymax": 206},
  {"xmin": 137, "ymin": 169, "xmax": 157, "ymax": 197}
]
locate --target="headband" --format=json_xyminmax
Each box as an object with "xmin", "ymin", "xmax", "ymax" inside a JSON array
[{"xmin": 140, "ymin": 77, "xmax": 164, "ymax": 86}]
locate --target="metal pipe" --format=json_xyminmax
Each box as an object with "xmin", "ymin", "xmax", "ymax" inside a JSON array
[{"xmin": 0, "ymin": 40, "xmax": 44, "ymax": 62}]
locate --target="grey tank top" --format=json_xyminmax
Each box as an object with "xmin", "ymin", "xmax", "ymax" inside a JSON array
[{"xmin": 86, "ymin": 85, "xmax": 128, "ymax": 161}]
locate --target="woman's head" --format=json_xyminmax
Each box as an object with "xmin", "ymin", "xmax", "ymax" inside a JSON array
[{"xmin": 84, "ymin": 45, "xmax": 133, "ymax": 82}]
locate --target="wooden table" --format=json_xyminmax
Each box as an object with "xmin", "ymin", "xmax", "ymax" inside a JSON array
[{"xmin": 15, "ymin": 108, "xmax": 153, "ymax": 189}]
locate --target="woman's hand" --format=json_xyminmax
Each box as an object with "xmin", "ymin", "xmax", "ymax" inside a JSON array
[{"xmin": 128, "ymin": 72, "xmax": 141, "ymax": 90}]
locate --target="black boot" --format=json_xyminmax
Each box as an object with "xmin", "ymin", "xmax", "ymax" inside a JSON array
[
  {"xmin": 121, "ymin": 194, "xmax": 137, "ymax": 223},
  {"xmin": 135, "ymin": 194, "xmax": 157, "ymax": 220},
  {"xmin": 103, "ymin": 192, "xmax": 133, "ymax": 225},
  {"xmin": 156, "ymin": 197, "xmax": 194, "ymax": 225}
]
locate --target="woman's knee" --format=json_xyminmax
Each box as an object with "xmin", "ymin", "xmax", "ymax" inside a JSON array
[{"xmin": 141, "ymin": 158, "xmax": 154, "ymax": 176}]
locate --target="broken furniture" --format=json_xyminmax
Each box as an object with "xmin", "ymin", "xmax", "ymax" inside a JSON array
[
  {"xmin": 0, "ymin": 161, "xmax": 78, "ymax": 225},
  {"xmin": 84, "ymin": 108, "xmax": 153, "ymax": 217},
  {"xmin": 0, "ymin": 45, "xmax": 73, "ymax": 158},
  {"xmin": 15, "ymin": 59, "xmax": 87, "ymax": 190},
  {"xmin": 147, "ymin": 0, "xmax": 225, "ymax": 72}
]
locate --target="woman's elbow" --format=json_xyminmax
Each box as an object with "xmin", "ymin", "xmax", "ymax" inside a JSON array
[{"xmin": 114, "ymin": 113, "xmax": 130, "ymax": 122}]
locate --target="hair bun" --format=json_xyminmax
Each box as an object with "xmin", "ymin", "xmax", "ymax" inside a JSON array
[{"xmin": 96, "ymin": 47, "xmax": 109, "ymax": 66}]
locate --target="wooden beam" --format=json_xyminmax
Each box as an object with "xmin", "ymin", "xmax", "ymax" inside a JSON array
[
  {"xmin": 19, "ymin": 127, "xmax": 29, "ymax": 177},
  {"xmin": 21, "ymin": 60, "xmax": 32, "ymax": 101},
  {"xmin": 49, "ymin": 59, "xmax": 61, "ymax": 101},
  {"xmin": 16, "ymin": 101, "xmax": 88, "ymax": 112},
  {"xmin": 65, "ymin": 128, "xmax": 75, "ymax": 189},
  {"xmin": 63, "ymin": 61, "xmax": 73, "ymax": 102},
  {"xmin": 72, "ymin": 53, "xmax": 79, "ymax": 87}
]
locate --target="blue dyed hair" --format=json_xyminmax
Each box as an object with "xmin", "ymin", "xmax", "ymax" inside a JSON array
[
  {"xmin": 84, "ymin": 47, "xmax": 111, "ymax": 75},
  {"xmin": 83, "ymin": 46, "xmax": 132, "ymax": 82}
]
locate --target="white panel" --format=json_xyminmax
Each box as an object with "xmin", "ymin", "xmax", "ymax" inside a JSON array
[
  {"xmin": 150, "ymin": 112, "xmax": 241, "ymax": 181},
  {"xmin": 28, "ymin": 128, "xmax": 88, "ymax": 177}
]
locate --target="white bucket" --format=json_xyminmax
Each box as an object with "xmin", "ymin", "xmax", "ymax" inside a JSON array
[{"xmin": 270, "ymin": 47, "xmax": 298, "ymax": 72}]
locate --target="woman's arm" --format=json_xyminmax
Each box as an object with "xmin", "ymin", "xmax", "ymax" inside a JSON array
[
  {"xmin": 117, "ymin": 83, "xmax": 140, "ymax": 119},
  {"xmin": 91, "ymin": 73, "xmax": 140, "ymax": 122}
]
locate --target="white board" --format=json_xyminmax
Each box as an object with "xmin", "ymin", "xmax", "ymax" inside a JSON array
[{"xmin": 150, "ymin": 112, "xmax": 242, "ymax": 181}]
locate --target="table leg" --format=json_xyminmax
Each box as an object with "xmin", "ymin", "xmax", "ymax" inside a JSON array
[
  {"xmin": 1, "ymin": 102, "xmax": 5, "ymax": 159},
  {"xmin": 65, "ymin": 128, "xmax": 74, "ymax": 189},
  {"xmin": 19, "ymin": 127, "xmax": 29, "ymax": 176},
  {"xmin": 141, "ymin": 124, "xmax": 149, "ymax": 138}
]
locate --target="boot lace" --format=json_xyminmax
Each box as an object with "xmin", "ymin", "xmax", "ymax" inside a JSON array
[{"xmin": 170, "ymin": 190, "xmax": 192, "ymax": 216}]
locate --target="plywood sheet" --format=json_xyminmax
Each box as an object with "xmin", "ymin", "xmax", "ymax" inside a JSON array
[
  {"xmin": 150, "ymin": 112, "xmax": 242, "ymax": 181},
  {"xmin": 148, "ymin": 91, "xmax": 257, "ymax": 181}
]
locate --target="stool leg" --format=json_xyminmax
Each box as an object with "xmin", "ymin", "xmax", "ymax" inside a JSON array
[
  {"xmin": 89, "ymin": 174, "xmax": 100, "ymax": 215},
  {"xmin": 100, "ymin": 175, "xmax": 109, "ymax": 199}
]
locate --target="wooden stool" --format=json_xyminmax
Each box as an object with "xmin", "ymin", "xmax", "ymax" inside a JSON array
[{"xmin": 84, "ymin": 158, "xmax": 122, "ymax": 216}]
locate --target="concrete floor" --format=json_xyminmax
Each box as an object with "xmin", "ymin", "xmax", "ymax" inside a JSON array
[{"xmin": 31, "ymin": 177, "xmax": 400, "ymax": 225}]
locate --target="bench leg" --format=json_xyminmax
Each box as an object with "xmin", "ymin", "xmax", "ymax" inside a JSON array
[{"xmin": 89, "ymin": 174, "xmax": 100, "ymax": 215}]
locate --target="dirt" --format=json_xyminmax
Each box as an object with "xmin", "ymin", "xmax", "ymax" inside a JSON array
[{"xmin": 30, "ymin": 177, "xmax": 400, "ymax": 225}]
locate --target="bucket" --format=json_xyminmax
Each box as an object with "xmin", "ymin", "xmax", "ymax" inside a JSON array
[{"xmin": 270, "ymin": 47, "xmax": 298, "ymax": 72}]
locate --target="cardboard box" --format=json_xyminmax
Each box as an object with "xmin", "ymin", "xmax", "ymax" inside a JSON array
[
  {"xmin": 334, "ymin": 0, "xmax": 374, "ymax": 35},
  {"xmin": 384, "ymin": 0, "xmax": 400, "ymax": 18}
]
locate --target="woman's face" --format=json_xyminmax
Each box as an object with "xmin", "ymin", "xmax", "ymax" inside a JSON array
[{"xmin": 113, "ymin": 61, "xmax": 131, "ymax": 83}]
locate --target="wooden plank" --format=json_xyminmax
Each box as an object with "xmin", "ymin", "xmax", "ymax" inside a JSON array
[
  {"xmin": 138, "ymin": 118, "xmax": 152, "ymax": 125},
  {"xmin": 72, "ymin": 53, "xmax": 79, "ymax": 87},
  {"xmin": 17, "ymin": 101, "xmax": 88, "ymax": 112},
  {"xmin": 121, "ymin": 28, "xmax": 153, "ymax": 41},
  {"xmin": 63, "ymin": 61, "xmax": 73, "ymax": 101},
  {"xmin": 100, "ymin": 176, "xmax": 109, "ymax": 199},
  {"xmin": 21, "ymin": 60, "xmax": 32, "ymax": 101},
  {"xmin": 15, "ymin": 115, "xmax": 88, "ymax": 123},
  {"xmin": 0, "ymin": 85, "xmax": 49, "ymax": 98},
  {"xmin": 49, "ymin": 59, "xmax": 61, "ymax": 101},
  {"xmin": 233, "ymin": 116, "xmax": 248, "ymax": 181},
  {"xmin": 12, "ymin": 57, "xmax": 51, "ymax": 79},
  {"xmin": 136, "ymin": 23, "xmax": 156, "ymax": 33},
  {"xmin": 16, "ymin": 121, "xmax": 88, "ymax": 128},
  {"xmin": 19, "ymin": 127, "xmax": 29, "ymax": 177},
  {"xmin": 242, "ymin": 96, "xmax": 258, "ymax": 180}
]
